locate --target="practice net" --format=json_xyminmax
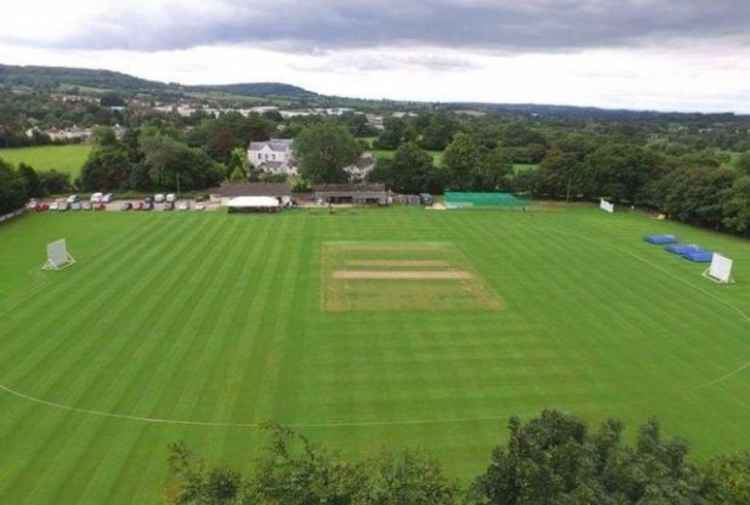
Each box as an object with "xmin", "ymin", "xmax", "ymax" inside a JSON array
[{"xmin": 444, "ymin": 192, "xmax": 530, "ymax": 209}]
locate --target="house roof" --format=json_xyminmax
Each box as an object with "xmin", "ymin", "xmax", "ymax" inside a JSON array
[
  {"xmin": 313, "ymin": 183, "xmax": 386, "ymax": 193},
  {"xmin": 248, "ymin": 138, "xmax": 293, "ymax": 152},
  {"xmin": 210, "ymin": 182, "xmax": 292, "ymax": 197}
]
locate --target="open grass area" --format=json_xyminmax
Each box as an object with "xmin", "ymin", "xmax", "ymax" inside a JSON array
[
  {"xmin": 0, "ymin": 144, "xmax": 92, "ymax": 178},
  {"xmin": 1, "ymin": 207, "xmax": 750, "ymax": 504},
  {"xmin": 372, "ymin": 149, "xmax": 444, "ymax": 166}
]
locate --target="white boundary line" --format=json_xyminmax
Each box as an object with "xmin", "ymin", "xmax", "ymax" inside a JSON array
[{"xmin": 0, "ymin": 384, "xmax": 512, "ymax": 429}]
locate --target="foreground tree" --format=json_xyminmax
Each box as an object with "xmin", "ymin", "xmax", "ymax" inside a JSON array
[
  {"xmin": 294, "ymin": 123, "xmax": 361, "ymax": 184},
  {"xmin": 166, "ymin": 424, "xmax": 458, "ymax": 505},
  {"xmin": 472, "ymin": 410, "xmax": 711, "ymax": 505}
]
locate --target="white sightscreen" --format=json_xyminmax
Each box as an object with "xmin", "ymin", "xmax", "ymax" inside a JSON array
[
  {"xmin": 600, "ymin": 199, "xmax": 614, "ymax": 213},
  {"xmin": 47, "ymin": 239, "xmax": 69, "ymax": 268},
  {"xmin": 709, "ymin": 253, "xmax": 733, "ymax": 283}
]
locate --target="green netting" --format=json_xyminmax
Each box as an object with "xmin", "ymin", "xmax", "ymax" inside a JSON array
[{"xmin": 444, "ymin": 192, "xmax": 530, "ymax": 209}]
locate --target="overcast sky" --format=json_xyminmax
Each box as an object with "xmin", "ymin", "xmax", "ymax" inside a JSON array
[{"xmin": 2, "ymin": 0, "xmax": 750, "ymax": 112}]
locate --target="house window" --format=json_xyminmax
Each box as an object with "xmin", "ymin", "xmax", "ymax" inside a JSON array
[{"xmin": 272, "ymin": 154, "xmax": 276, "ymax": 160}]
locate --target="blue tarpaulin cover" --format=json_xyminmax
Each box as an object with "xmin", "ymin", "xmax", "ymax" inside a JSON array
[
  {"xmin": 683, "ymin": 250, "xmax": 714, "ymax": 263},
  {"xmin": 644, "ymin": 234, "xmax": 678, "ymax": 245},
  {"xmin": 665, "ymin": 244, "xmax": 703, "ymax": 255}
]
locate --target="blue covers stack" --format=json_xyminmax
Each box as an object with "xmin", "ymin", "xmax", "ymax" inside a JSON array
[
  {"xmin": 644, "ymin": 234, "xmax": 678, "ymax": 245},
  {"xmin": 665, "ymin": 244, "xmax": 702, "ymax": 256},
  {"xmin": 683, "ymin": 250, "xmax": 714, "ymax": 263}
]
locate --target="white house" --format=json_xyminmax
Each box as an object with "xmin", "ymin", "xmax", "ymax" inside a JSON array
[
  {"xmin": 343, "ymin": 153, "xmax": 376, "ymax": 182},
  {"xmin": 248, "ymin": 138, "xmax": 297, "ymax": 176}
]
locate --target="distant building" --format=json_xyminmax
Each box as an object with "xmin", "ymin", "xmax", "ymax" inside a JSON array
[
  {"xmin": 366, "ymin": 114, "xmax": 385, "ymax": 130},
  {"xmin": 313, "ymin": 183, "xmax": 388, "ymax": 205},
  {"xmin": 343, "ymin": 153, "xmax": 376, "ymax": 182},
  {"xmin": 248, "ymin": 138, "xmax": 297, "ymax": 176},
  {"xmin": 45, "ymin": 126, "xmax": 93, "ymax": 142}
]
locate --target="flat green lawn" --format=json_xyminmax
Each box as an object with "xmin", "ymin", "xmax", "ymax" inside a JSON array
[
  {"xmin": 0, "ymin": 144, "xmax": 92, "ymax": 177},
  {"xmin": 372, "ymin": 149, "xmax": 443, "ymax": 166},
  {"xmin": 1, "ymin": 207, "xmax": 750, "ymax": 504}
]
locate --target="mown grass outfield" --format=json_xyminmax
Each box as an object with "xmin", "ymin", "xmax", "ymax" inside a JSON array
[
  {"xmin": 1, "ymin": 207, "xmax": 750, "ymax": 504},
  {"xmin": 0, "ymin": 144, "xmax": 92, "ymax": 177}
]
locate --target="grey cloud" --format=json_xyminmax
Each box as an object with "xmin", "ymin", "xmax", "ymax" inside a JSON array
[
  {"xmin": 290, "ymin": 52, "xmax": 482, "ymax": 73},
  {"xmin": 15, "ymin": 0, "xmax": 750, "ymax": 54}
]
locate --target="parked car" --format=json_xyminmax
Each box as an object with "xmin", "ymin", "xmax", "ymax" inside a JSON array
[
  {"xmin": 166, "ymin": 193, "xmax": 176, "ymax": 203},
  {"xmin": 71, "ymin": 202, "xmax": 82, "ymax": 211},
  {"xmin": 49, "ymin": 201, "xmax": 59, "ymax": 211},
  {"xmin": 26, "ymin": 199, "xmax": 38, "ymax": 209},
  {"xmin": 154, "ymin": 193, "xmax": 165, "ymax": 203},
  {"xmin": 194, "ymin": 204, "xmax": 206, "ymax": 211},
  {"xmin": 177, "ymin": 201, "xmax": 190, "ymax": 211},
  {"xmin": 121, "ymin": 202, "xmax": 133, "ymax": 211},
  {"xmin": 163, "ymin": 201, "xmax": 175, "ymax": 211},
  {"xmin": 419, "ymin": 193, "xmax": 434, "ymax": 206},
  {"xmin": 144, "ymin": 201, "xmax": 154, "ymax": 211},
  {"xmin": 58, "ymin": 201, "xmax": 70, "ymax": 211},
  {"xmin": 81, "ymin": 201, "xmax": 92, "ymax": 210},
  {"xmin": 102, "ymin": 193, "xmax": 113, "ymax": 203},
  {"xmin": 195, "ymin": 194, "xmax": 209, "ymax": 202},
  {"xmin": 90, "ymin": 192, "xmax": 104, "ymax": 203},
  {"xmin": 39, "ymin": 203, "xmax": 49, "ymax": 212},
  {"xmin": 95, "ymin": 203, "xmax": 107, "ymax": 211},
  {"xmin": 66, "ymin": 194, "xmax": 79, "ymax": 204}
]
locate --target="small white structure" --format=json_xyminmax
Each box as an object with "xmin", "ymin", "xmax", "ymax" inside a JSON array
[
  {"xmin": 704, "ymin": 253, "xmax": 735, "ymax": 284},
  {"xmin": 226, "ymin": 196, "xmax": 281, "ymax": 213},
  {"xmin": 600, "ymin": 198, "xmax": 615, "ymax": 213},
  {"xmin": 42, "ymin": 239, "xmax": 76, "ymax": 271}
]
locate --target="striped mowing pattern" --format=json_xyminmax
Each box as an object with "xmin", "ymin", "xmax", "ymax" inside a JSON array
[{"xmin": 0, "ymin": 208, "xmax": 749, "ymax": 504}]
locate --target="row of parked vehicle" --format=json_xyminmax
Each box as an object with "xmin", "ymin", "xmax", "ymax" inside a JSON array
[
  {"xmin": 28, "ymin": 192, "xmax": 210, "ymax": 213},
  {"xmin": 119, "ymin": 198, "xmax": 204, "ymax": 211}
]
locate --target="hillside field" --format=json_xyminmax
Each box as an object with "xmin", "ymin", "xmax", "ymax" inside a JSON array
[
  {"xmin": 0, "ymin": 144, "xmax": 92, "ymax": 177},
  {"xmin": 1, "ymin": 207, "xmax": 749, "ymax": 504}
]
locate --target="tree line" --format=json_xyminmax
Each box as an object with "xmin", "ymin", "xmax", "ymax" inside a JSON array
[
  {"xmin": 164, "ymin": 410, "xmax": 749, "ymax": 505},
  {"xmin": 0, "ymin": 158, "xmax": 72, "ymax": 214}
]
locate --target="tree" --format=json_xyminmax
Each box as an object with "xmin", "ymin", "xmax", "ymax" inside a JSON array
[
  {"xmin": 420, "ymin": 112, "xmax": 459, "ymax": 151},
  {"xmin": 472, "ymin": 410, "xmax": 711, "ymax": 505},
  {"xmin": 17, "ymin": 163, "xmax": 43, "ymax": 197},
  {"xmin": 92, "ymin": 126, "xmax": 119, "ymax": 148},
  {"xmin": 722, "ymin": 175, "xmax": 750, "ymax": 235},
  {"xmin": 37, "ymin": 170, "xmax": 72, "ymax": 195},
  {"xmin": 166, "ymin": 424, "xmax": 458, "ymax": 505},
  {"xmin": 379, "ymin": 141, "xmax": 439, "ymax": 194},
  {"xmin": 374, "ymin": 117, "xmax": 409, "ymax": 150},
  {"xmin": 226, "ymin": 147, "xmax": 248, "ymax": 181},
  {"xmin": 535, "ymin": 147, "xmax": 580, "ymax": 200},
  {"xmin": 705, "ymin": 451, "xmax": 750, "ymax": 505},
  {"xmin": 141, "ymin": 133, "xmax": 224, "ymax": 191},
  {"xmin": 0, "ymin": 158, "xmax": 28, "ymax": 214},
  {"xmin": 475, "ymin": 146, "xmax": 513, "ymax": 191},
  {"xmin": 294, "ymin": 123, "xmax": 361, "ymax": 184},
  {"xmin": 736, "ymin": 151, "xmax": 750, "ymax": 176},
  {"xmin": 80, "ymin": 146, "xmax": 132, "ymax": 191},
  {"xmin": 443, "ymin": 132, "xmax": 481, "ymax": 191}
]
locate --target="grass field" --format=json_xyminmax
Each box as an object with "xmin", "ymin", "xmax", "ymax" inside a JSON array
[
  {"xmin": 372, "ymin": 149, "xmax": 444, "ymax": 166},
  {"xmin": 1, "ymin": 207, "xmax": 750, "ymax": 504},
  {"xmin": 0, "ymin": 144, "xmax": 92, "ymax": 177}
]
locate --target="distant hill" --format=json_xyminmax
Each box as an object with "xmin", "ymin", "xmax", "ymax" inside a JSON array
[
  {"xmin": 0, "ymin": 64, "xmax": 317, "ymax": 99},
  {"xmin": 186, "ymin": 83, "xmax": 316, "ymax": 98},
  {"xmin": 0, "ymin": 64, "xmax": 168, "ymax": 91}
]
